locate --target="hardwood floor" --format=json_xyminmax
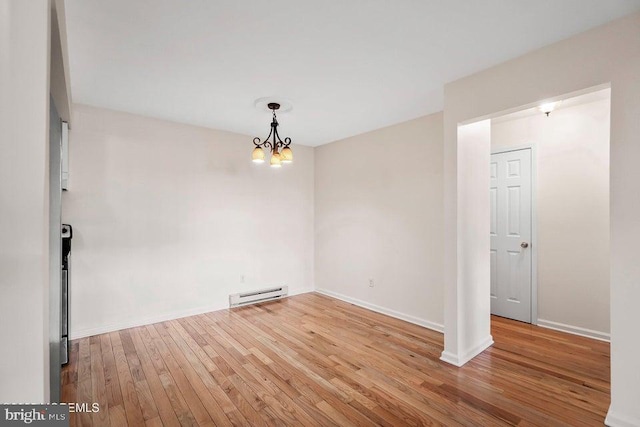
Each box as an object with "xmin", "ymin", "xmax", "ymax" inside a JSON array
[{"xmin": 62, "ymin": 293, "xmax": 610, "ymax": 426}]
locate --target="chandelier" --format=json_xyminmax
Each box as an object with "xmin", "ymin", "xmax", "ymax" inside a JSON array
[{"xmin": 251, "ymin": 102, "xmax": 293, "ymax": 168}]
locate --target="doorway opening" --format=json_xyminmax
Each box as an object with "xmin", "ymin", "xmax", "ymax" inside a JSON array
[{"xmin": 487, "ymin": 87, "xmax": 611, "ymax": 341}]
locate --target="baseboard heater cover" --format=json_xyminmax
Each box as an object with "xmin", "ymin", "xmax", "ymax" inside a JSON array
[{"xmin": 229, "ymin": 286, "xmax": 289, "ymax": 308}]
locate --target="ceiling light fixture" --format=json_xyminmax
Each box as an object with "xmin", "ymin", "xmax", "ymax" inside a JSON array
[
  {"xmin": 539, "ymin": 101, "xmax": 560, "ymax": 116},
  {"xmin": 252, "ymin": 103, "xmax": 293, "ymax": 168}
]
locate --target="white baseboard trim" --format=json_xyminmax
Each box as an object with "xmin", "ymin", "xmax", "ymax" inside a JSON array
[
  {"xmin": 70, "ymin": 287, "xmax": 314, "ymax": 340},
  {"xmin": 605, "ymin": 407, "xmax": 640, "ymax": 427},
  {"xmin": 289, "ymin": 287, "xmax": 315, "ymax": 297},
  {"xmin": 440, "ymin": 336, "xmax": 494, "ymax": 367},
  {"xmin": 314, "ymin": 288, "xmax": 444, "ymax": 333},
  {"xmin": 439, "ymin": 351, "xmax": 461, "ymax": 366},
  {"xmin": 69, "ymin": 302, "xmax": 227, "ymax": 340},
  {"xmin": 537, "ymin": 318, "xmax": 610, "ymax": 342}
]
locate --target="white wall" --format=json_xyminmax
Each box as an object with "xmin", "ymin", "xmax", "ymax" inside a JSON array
[
  {"xmin": 62, "ymin": 104, "xmax": 314, "ymax": 338},
  {"xmin": 442, "ymin": 12, "xmax": 640, "ymax": 426},
  {"xmin": 492, "ymin": 95, "xmax": 610, "ymax": 336},
  {"xmin": 0, "ymin": 0, "xmax": 51, "ymax": 402},
  {"xmin": 314, "ymin": 113, "xmax": 444, "ymax": 331}
]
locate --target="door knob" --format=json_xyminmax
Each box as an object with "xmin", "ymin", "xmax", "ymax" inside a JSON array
[{"xmin": 520, "ymin": 242, "xmax": 529, "ymax": 249}]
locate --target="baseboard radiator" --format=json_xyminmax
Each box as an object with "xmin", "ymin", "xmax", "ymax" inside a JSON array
[{"xmin": 229, "ymin": 286, "xmax": 288, "ymax": 308}]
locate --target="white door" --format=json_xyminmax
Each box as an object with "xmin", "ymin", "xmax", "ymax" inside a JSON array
[{"xmin": 490, "ymin": 148, "xmax": 532, "ymax": 323}]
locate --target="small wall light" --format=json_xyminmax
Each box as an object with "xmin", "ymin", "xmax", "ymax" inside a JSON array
[{"xmin": 539, "ymin": 101, "xmax": 561, "ymax": 116}]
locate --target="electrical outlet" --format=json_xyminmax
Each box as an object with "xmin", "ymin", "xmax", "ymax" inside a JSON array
[{"xmin": 369, "ymin": 279, "xmax": 374, "ymax": 287}]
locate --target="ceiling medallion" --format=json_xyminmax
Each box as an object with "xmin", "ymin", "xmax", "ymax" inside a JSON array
[{"xmin": 251, "ymin": 102, "xmax": 293, "ymax": 168}]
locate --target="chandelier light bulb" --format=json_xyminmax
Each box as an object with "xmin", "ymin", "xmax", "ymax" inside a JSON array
[
  {"xmin": 252, "ymin": 146, "xmax": 265, "ymax": 163},
  {"xmin": 281, "ymin": 147, "xmax": 293, "ymax": 163},
  {"xmin": 270, "ymin": 151, "xmax": 282, "ymax": 168}
]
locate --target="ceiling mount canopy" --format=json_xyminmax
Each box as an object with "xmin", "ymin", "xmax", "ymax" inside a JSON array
[
  {"xmin": 251, "ymin": 102, "xmax": 293, "ymax": 168},
  {"xmin": 538, "ymin": 101, "xmax": 562, "ymax": 116}
]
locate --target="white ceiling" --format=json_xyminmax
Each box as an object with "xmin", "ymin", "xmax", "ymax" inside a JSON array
[{"xmin": 65, "ymin": 0, "xmax": 640, "ymax": 146}]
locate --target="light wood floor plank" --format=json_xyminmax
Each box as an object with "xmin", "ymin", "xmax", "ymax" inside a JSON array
[
  {"xmin": 153, "ymin": 322, "xmax": 231, "ymax": 427},
  {"xmin": 128, "ymin": 328, "xmax": 183, "ymax": 427},
  {"xmin": 61, "ymin": 340, "xmax": 79, "ymax": 427},
  {"xmin": 164, "ymin": 319, "xmax": 247, "ymax": 426},
  {"xmin": 76, "ymin": 338, "xmax": 94, "ymax": 427},
  {"xmin": 195, "ymin": 315, "xmax": 339, "ymax": 426},
  {"xmin": 136, "ymin": 326, "xmax": 197, "ymax": 427},
  {"xmin": 107, "ymin": 404, "xmax": 127, "ymax": 427},
  {"xmin": 89, "ymin": 336, "xmax": 111, "ymax": 427},
  {"xmin": 183, "ymin": 316, "xmax": 320, "ymax": 427},
  {"xmin": 62, "ymin": 293, "xmax": 611, "ymax": 426},
  {"xmin": 144, "ymin": 324, "xmax": 215, "ymax": 427},
  {"xmin": 99, "ymin": 334, "xmax": 123, "ymax": 409},
  {"xmin": 110, "ymin": 331, "xmax": 146, "ymax": 427}
]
